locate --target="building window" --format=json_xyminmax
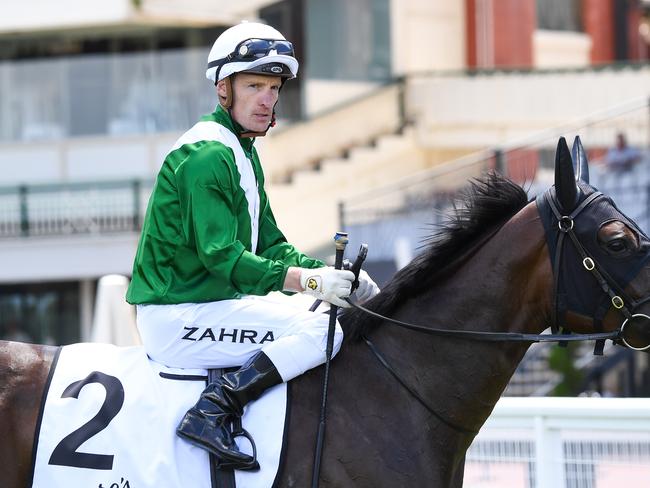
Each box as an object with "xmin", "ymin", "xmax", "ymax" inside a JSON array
[
  {"xmin": 537, "ymin": 0, "xmax": 582, "ymax": 32},
  {"xmin": 0, "ymin": 281, "xmax": 80, "ymax": 345},
  {"xmin": 306, "ymin": 0, "xmax": 391, "ymax": 81}
]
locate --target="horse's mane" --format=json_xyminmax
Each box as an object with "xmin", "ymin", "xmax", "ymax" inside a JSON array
[{"xmin": 341, "ymin": 171, "xmax": 529, "ymax": 341}]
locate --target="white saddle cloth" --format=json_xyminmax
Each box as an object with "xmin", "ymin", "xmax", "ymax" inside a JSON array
[{"xmin": 30, "ymin": 343, "xmax": 288, "ymax": 488}]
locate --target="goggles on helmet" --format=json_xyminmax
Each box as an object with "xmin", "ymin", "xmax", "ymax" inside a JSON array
[{"xmin": 207, "ymin": 38, "xmax": 295, "ymax": 78}]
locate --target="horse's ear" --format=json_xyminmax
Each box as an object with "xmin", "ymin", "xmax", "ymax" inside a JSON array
[
  {"xmin": 555, "ymin": 137, "xmax": 578, "ymax": 212},
  {"xmin": 571, "ymin": 135, "xmax": 590, "ymax": 184}
]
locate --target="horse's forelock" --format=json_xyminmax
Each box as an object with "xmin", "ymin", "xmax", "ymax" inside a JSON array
[{"xmin": 341, "ymin": 172, "xmax": 528, "ymax": 341}]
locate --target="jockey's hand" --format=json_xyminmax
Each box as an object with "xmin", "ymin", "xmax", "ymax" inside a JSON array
[
  {"xmin": 354, "ymin": 269, "xmax": 380, "ymax": 303},
  {"xmin": 299, "ymin": 267, "xmax": 355, "ymax": 308}
]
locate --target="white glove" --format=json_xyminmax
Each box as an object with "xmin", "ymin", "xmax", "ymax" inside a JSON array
[
  {"xmin": 354, "ymin": 269, "xmax": 380, "ymax": 303},
  {"xmin": 300, "ymin": 267, "xmax": 355, "ymax": 308}
]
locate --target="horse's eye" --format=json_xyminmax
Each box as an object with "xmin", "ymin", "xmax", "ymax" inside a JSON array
[
  {"xmin": 607, "ymin": 238, "xmax": 628, "ymax": 254},
  {"xmin": 608, "ymin": 239, "xmax": 626, "ymax": 251},
  {"xmin": 598, "ymin": 221, "xmax": 639, "ymax": 256}
]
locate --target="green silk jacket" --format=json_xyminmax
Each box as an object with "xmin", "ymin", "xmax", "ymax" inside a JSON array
[{"xmin": 126, "ymin": 106, "xmax": 323, "ymax": 304}]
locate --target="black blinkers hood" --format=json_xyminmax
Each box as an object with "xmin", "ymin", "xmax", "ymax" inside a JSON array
[{"xmin": 536, "ymin": 181, "xmax": 650, "ymax": 321}]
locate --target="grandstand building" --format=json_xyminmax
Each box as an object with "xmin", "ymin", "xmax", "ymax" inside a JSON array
[{"xmin": 0, "ymin": 0, "xmax": 648, "ymax": 370}]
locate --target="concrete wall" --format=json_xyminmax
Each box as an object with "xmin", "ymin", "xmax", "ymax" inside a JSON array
[
  {"xmin": 391, "ymin": 0, "xmax": 466, "ymax": 75},
  {"xmin": 303, "ymin": 80, "xmax": 382, "ymax": 117},
  {"xmin": 0, "ymin": 233, "xmax": 138, "ymax": 284},
  {"xmin": 407, "ymin": 67, "xmax": 650, "ymax": 149},
  {"xmin": 0, "ymin": 133, "xmax": 177, "ymax": 186},
  {"xmin": 0, "ymin": 0, "xmax": 134, "ymax": 32},
  {"xmin": 0, "ymin": 0, "xmax": 279, "ymax": 33},
  {"xmin": 534, "ymin": 30, "xmax": 592, "ymax": 68}
]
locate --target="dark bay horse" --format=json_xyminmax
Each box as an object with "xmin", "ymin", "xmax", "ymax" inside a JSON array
[{"xmin": 3, "ymin": 137, "xmax": 650, "ymax": 488}]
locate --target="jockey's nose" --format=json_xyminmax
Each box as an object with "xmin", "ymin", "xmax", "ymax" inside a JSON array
[{"xmin": 260, "ymin": 87, "xmax": 277, "ymax": 108}]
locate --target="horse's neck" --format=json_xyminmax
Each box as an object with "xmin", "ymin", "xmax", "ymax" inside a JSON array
[
  {"xmin": 387, "ymin": 208, "xmax": 551, "ymax": 433},
  {"xmin": 452, "ymin": 208, "xmax": 552, "ymax": 334}
]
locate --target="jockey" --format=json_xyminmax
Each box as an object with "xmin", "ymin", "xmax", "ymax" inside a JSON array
[{"xmin": 125, "ymin": 22, "xmax": 380, "ymax": 470}]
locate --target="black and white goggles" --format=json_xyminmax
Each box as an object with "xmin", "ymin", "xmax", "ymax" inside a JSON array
[{"xmin": 207, "ymin": 38, "xmax": 295, "ymax": 70}]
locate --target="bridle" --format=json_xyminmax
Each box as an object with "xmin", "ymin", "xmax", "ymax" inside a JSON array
[
  {"xmin": 344, "ymin": 186, "xmax": 650, "ymax": 434},
  {"xmin": 541, "ymin": 189, "xmax": 650, "ymax": 353}
]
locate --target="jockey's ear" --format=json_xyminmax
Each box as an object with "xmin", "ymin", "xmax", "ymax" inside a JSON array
[
  {"xmin": 216, "ymin": 78, "xmax": 233, "ymax": 108},
  {"xmin": 555, "ymin": 136, "xmax": 578, "ymax": 213}
]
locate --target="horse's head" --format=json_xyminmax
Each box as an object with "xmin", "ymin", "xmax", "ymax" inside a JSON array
[{"xmin": 537, "ymin": 136, "xmax": 650, "ymax": 351}]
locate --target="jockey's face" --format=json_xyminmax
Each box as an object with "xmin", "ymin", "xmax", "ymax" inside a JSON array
[{"xmin": 220, "ymin": 73, "xmax": 281, "ymax": 133}]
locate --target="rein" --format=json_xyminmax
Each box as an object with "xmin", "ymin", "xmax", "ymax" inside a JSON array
[
  {"xmin": 347, "ymin": 299, "xmax": 621, "ymax": 343},
  {"xmin": 362, "ymin": 335, "xmax": 479, "ymax": 435}
]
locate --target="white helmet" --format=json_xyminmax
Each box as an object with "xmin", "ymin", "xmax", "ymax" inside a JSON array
[{"xmin": 206, "ymin": 22, "xmax": 299, "ymax": 84}]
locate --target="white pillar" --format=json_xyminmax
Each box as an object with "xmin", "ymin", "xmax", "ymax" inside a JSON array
[
  {"xmin": 534, "ymin": 415, "xmax": 564, "ymax": 488},
  {"xmin": 79, "ymin": 279, "xmax": 94, "ymax": 342},
  {"xmin": 90, "ymin": 274, "xmax": 141, "ymax": 346}
]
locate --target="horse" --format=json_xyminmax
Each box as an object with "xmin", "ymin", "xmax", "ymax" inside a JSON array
[{"xmin": 3, "ymin": 136, "xmax": 650, "ymax": 488}]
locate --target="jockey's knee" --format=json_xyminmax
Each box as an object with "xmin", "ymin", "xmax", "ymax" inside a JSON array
[
  {"xmin": 303, "ymin": 313, "xmax": 344, "ymax": 356},
  {"xmin": 262, "ymin": 316, "xmax": 344, "ymax": 382}
]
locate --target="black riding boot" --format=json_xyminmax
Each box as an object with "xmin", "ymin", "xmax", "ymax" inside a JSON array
[{"xmin": 176, "ymin": 352, "xmax": 283, "ymax": 469}]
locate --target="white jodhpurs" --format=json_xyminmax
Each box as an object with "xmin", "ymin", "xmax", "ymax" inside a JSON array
[{"xmin": 136, "ymin": 293, "xmax": 343, "ymax": 382}]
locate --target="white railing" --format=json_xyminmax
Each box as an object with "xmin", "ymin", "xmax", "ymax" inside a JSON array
[{"xmin": 465, "ymin": 397, "xmax": 650, "ymax": 488}]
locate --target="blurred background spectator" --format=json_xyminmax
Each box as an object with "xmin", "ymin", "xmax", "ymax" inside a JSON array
[{"xmin": 604, "ymin": 132, "xmax": 643, "ymax": 172}]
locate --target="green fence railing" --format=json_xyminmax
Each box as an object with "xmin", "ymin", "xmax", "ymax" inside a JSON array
[{"xmin": 0, "ymin": 179, "xmax": 153, "ymax": 238}]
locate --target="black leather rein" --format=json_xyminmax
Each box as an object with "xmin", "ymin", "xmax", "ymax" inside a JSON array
[{"xmin": 346, "ymin": 299, "xmax": 621, "ymax": 343}]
